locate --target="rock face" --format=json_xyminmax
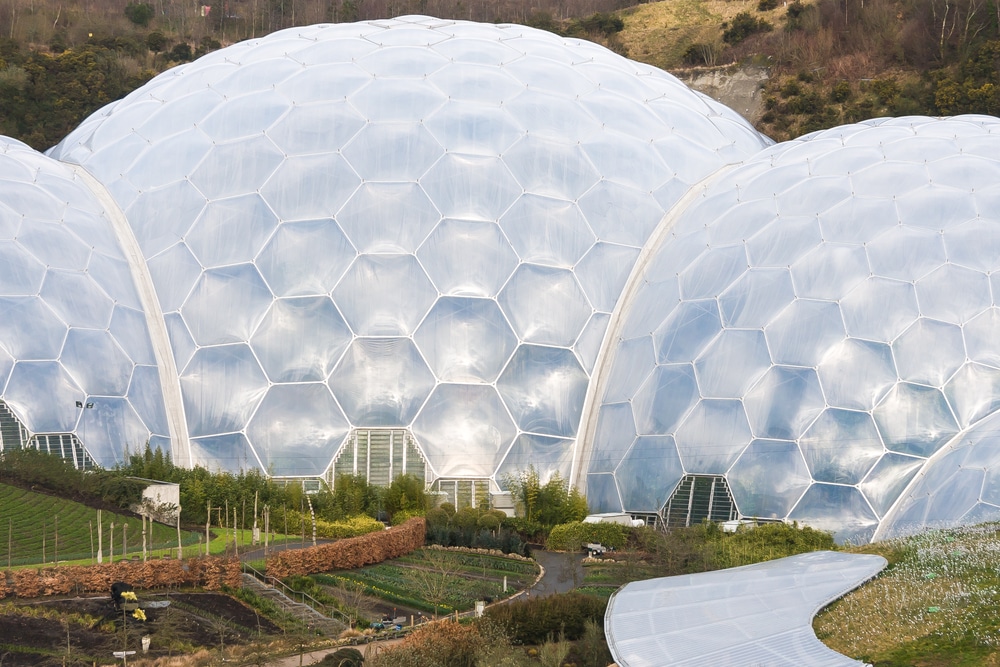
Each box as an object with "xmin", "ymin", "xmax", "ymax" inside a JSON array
[{"xmin": 676, "ymin": 66, "xmax": 770, "ymax": 124}]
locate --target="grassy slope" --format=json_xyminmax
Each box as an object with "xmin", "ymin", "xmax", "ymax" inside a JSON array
[
  {"xmin": 618, "ymin": 0, "xmax": 792, "ymax": 70},
  {"xmin": 0, "ymin": 482, "xmax": 200, "ymax": 566},
  {"xmin": 816, "ymin": 525, "xmax": 1000, "ymax": 666}
]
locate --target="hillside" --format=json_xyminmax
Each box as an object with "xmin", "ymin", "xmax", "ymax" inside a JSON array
[
  {"xmin": 2, "ymin": 0, "xmax": 999, "ymax": 148},
  {"xmin": 0, "ymin": 482, "xmax": 199, "ymax": 566}
]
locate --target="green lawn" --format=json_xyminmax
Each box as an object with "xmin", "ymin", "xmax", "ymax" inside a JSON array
[{"xmin": 0, "ymin": 482, "xmax": 200, "ymax": 566}]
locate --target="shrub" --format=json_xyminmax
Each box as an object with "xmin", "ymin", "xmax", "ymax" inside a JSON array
[
  {"xmin": 723, "ymin": 12, "xmax": 773, "ymax": 45},
  {"xmin": 124, "ymin": 2, "xmax": 154, "ymax": 27},
  {"xmin": 546, "ymin": 521, "xmax": 630, "ymax": 551},
  {"xmin": 757, "ymin": 0, "xmax": 778, "ymax": 10},
  {"xmin": 830, "ymin": 80, "xmax": 852, "ymax": 103},
  {"xmin": 485, "ymin": 592, "xmax": 608, "ymax": 644}
]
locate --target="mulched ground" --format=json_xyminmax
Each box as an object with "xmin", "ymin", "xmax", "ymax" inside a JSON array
[{"xmin": 0, "ymin": 591, "xmax": 281, "ymax": 665}]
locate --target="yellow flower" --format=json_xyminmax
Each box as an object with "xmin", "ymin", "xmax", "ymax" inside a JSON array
[
  {"xmin": 132, "ymin": 608, "xmax": 146, "ymax": 621},
  {"xmin": 120, "ymin": 591, "xmax": 138, "ymax": 602}
]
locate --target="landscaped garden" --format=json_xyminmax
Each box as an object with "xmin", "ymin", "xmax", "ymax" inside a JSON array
[
  {"xmin": 300, "ymin": 547, "xmax": 540, "ymax": 619},
  {"xmin": 816, "ymin": 523, "xmax": 1000, "ymax": 666}
]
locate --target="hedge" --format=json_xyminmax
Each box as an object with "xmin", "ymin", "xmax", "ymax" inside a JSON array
[{"xmin": 546, "ymin": 521, "xmax": 630, "ymax": 551}]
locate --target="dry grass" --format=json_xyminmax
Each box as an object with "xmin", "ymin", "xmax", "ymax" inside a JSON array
[{"xmin": 618, "ymin": 0, "xmax": 812, "ymax": 69}]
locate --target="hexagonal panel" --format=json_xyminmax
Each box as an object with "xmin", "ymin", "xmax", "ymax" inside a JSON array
[
  {"xmin": 496, "ymin": 434, "xmax": 574, "ymax": 488},
  {"xmin": 61, "ymin": 329, "xmax": 132, "ymax": 396},
  {"xmin": 6, "ymin": 360, "xmax": 81, "ymax": 432},
  {"xmin": 874, "ymin": 382, "xmax": 958, "ymax": 458},
  {"xmin": 867, "ymin": 225, "xmax": 946, "ymax": 282},
  {"xmin": 817, "ymin": 339, "xmax": 896, "ymax": 411},
  {"xmin": 859, "ymin": 453, "xmax": 924, "ymax": 517},
  {"xmin": 417, "ymin": 220, "xmax": 518, "ymax": 298},
  {"xmin": 125, "ymin": 180, "xmax": 206, "ymax": 258},
  {"xmin": 790, "ymin": 243, "xmax": 868, "ymax": 300},
  {"xmin": 719, "ymin": 268, "xmax": 795, "ymax": 329},
  {"xmin": 146, "ymin": 243, "xmax": 203, "ymax": 313},
  {"xmin": 181, "ymin": 344, "xmax": 268, "ymax": 437},
  {"xmin": 965, "ymin": 308, "xmax": 1000, "ymax": 369},
  {"xmin": 259, "ymin": 153, "xmax": 360, "ymax": 222},
  {"xmin": 189, "ymin": 135, "xmax": 284, "ymax": 200},
  {"xmin": 266, "ymin": 101, "xmax": 367, "ymax": 156},
  {"xmin": 675, "ymin": 399, "xmax": 751, "ymax": 473},
  {"xmin": 499, "ymin": 195, "xmax": 595, "ymax": 268},
  {"xmin": 16, "ymin": 219, "xmax": 90, "ymax": 271},
  {"xmin": 744, "ymin": 366, "xmax": 824, "ymax": 440},
  {"xmin": 257, "ymin": 219, "xmax": 356, "ymax": 298},
  {"xmin": 765, "ymin": 299, "xmax": 845, "ymax": 367},
  {"xmin": 589, "ymin": 402, "xmax": 636, "ymax": 473},
  {"xmin": 502, "ymin": 136, "xmax": 600, "ymax": 201},
  {"xmin": 801, "ymin": 409, "xmax": 883, "ymax": 485},
  {"xmin": 694, "ymin": 329, "xmax": 771, "ymax": 399},
  {"xmin": 40, "ymin": 269, "xmax": 114, "ymax": 330},
  {"xmin": 616, "ymin": 436, "xmax": 683, "ymax": 513},
  {"xmin": 422, "ymin": 154, "xmax": 521, "ymax": 222},
  {"xmin": 251, "ymin": 297, "xmax": 352, "ymax": 383},
  {"xmin": 328, "ymin": 338, "xmax": 434, "ymax": 426},
  {"xmin": 788, "ymin": 483, "xmax": 878, "ymax": 543},
  {"xmin": 337, "ymin": 183, "xmax": 440, "ymax": 254},
  {"xmin": 246, "ymin": 383, "xmax": 350, "ymax": 476},
  {"xmin": 341, "ymin": 123, "xmax": 442, "ymax": 181},
  {"xmin": 181, "ymin": 264, "xmax": 273, "ymax": 346},
  {"xmin": 332, "ymin": 255, "xmax": 436, "ymax": 336},
  {"xmin": 632, "ymin": 364, "xmax": 699, "ymax": 435},
  {"xmin": 190, "ymin": 432, "xmax": 259, "ymax": 473},
  {"xmin": 0, "ymin": 297, "xmax": 68, "ymax": 359},
  {"xmin": 653, "ymin": 300, "xmax": 722, "ymax": 364},
  {"xmin": 892, "ymin": 318, "xmax": 965, "ymax": 386},
  {"xmin": 679, "ymin": 245, "xmax": 748, "ymax": 301},
  {"xmin": 413, "ymin": 297, "xmax": 516, "ymax": 383},
  {"xmin": 578, "ymin": 180, "xmax": 665, "ymax": 248},
  {"xmin": 915, "ymin": 263, "xmax": 990, "ymax": 324},
  {"xmin": 945, "ymin": 362, "xmax": 1000, "ymax": 428},
  {"xmin": 411, "ymin": 383, "xmax": 516, "ymax": 478},
  {"xmin": 840, "ymin": 277, "xmax": 919, "ymax": 343},
  {"xmin": 78, "ymin": 397, "xmax": 150, "ymax": 468},
  {"xmin": 498, "ymin": 264, "xmax": 591, "ymax": 347},
  {"xmin": 728, "ymin": 439, "xmax": 811, "ymax": 519},
  {"xmin": 575, "ymin": 243, "xmax": 641, "ymax": 314},
  {"xmin": 602, "ymin": 336, "xmax": 655, "ymax": 404},
  {"xmin": 497, "ymin": 345, "xmax": 588, "ymax": 438},
  {"xmin": 186, "ymin": 194, "xmax": 278, "ymax": 268},
  {"xmin": 0, "ymin": 241, "xmax": 46, "ymax": 295}
]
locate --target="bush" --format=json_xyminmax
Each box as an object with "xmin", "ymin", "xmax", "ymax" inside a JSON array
[
  {"xmin": 723, "ymin": 12, "xmax": 773, "ymax": 45},
  {"xmin": 757, "ymin": 0, "xmax": 778, "ymax": 10},
  {"xmin": 124, "ymin": 2, "xmax": 154, "ymax": 27},
  {"xmin": 546, "ymin": 521, "xmax": 630, "ymax": 551},
  {"xmin": 485, "ymin": 592, "xmax": 608, "ymax": 644}
]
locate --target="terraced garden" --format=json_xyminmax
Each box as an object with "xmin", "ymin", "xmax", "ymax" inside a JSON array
[
  {"xmin": 313, "ymin": 548, "xmax": 540, "ymax": 617},
  {"xmin": 0, "ymin": 482, "xmax": 201, "ymax": 566}
]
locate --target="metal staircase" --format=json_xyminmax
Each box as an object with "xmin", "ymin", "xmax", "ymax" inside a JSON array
[
  {"xmin": 664, "ymin": 474, "xmax": 737, "ymax": 528},
  {"xmin": 240, "ymin": 566, "xmax": 348, "ymax": 636}
]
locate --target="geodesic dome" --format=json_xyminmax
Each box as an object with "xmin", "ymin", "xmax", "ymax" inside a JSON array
[
  {"xmin": 583, "ymin": 115, "xmax": 1000, "ymax": 542},
  {"xmin": 0, "ymin": 137, "xmax": 169, "ymax": 466},
  {"xmin": 36, "ymin": 16, "xmax": 769, "ymax": 480}
]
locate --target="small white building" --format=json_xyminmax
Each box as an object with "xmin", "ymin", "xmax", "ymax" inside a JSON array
[{"xmin": 129, "ymin": 477, "xmax": 181, "ymax": 523}]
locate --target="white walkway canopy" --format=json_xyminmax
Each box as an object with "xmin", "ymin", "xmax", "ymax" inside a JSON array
[{"xmin": 605, "ymin": 550, "xmax": 886, "ymax": 666}]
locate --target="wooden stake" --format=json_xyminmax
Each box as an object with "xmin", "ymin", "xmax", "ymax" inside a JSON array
[
  {"xmin": 176, "ymin": 511, "xmax": 183, "ymax": 560},
  {"xmin": 206, "ymin": 502, "xmax": 211, "ymax": 556},
  {"xmin": 97, "ymin": 510, "xmax": 103, "ymax": 564}
]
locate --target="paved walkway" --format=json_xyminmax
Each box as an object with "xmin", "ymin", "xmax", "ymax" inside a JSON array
[{"xmin": 605, "ymin": 551, "xmax": 887, "ymax": 667}]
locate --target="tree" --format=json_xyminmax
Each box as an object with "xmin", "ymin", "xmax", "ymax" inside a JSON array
[
  {"xmin": 146, "ymin": 31, "xmax": 168, "ymax": 54},
  {"xmin": 383, "ymin": 474, "xmax": 427, "ymax": 519},
  {"xmin": 124, "ymin": 3, "xmax": 155, "ymax": 27}
]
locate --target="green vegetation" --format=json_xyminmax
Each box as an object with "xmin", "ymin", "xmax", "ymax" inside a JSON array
[
  {"xmin": 547, "ymin": 520, "xmax": 631, "ymax": 551},
  {"xmin": 425, "ymin": 504, "xmax": 527, "ymax": 554},
  {"xmin": 0, "ymin": 482, "xmax": 198, "ymax": 566},
  {"xmin": 502, "ymin": 467, "xmax": 589, "ymax": 531},
  {"xmin": 312, "ymin": 548, "xmax": 539, "ymax": 617},
  {"xmin": 817, "ymin": 524, "xmax": 1000, "ymax": 666},
  {"xmin": 485, "ymin": 592, "xmax": 609, "ymax": 645}
]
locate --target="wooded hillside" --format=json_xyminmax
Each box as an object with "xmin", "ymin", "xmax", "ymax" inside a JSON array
[{"xmin": 1, "ymin": 0, "xmax": 1000, "ymax": 148}]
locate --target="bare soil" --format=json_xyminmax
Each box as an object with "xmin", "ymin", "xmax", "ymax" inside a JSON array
[{"xmin": 0, "ymin": 591, "xmax": 282, "ymax": 665}]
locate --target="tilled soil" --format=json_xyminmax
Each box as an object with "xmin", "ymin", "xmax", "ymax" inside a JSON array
[{"xmin": 0, "ymin": 591, "xmax": 281, "ymax": 665}]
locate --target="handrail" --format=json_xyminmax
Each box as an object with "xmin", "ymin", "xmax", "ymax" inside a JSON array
[{"xmin": 242, "ymin": 563, "xmax": 351, "ymax": 624}]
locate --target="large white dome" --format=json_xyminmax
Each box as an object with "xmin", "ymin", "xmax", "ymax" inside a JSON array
[
  {"xmin": 39, "ymin": 16, "xmax": 769, "ymax": 482},
  {"xmin": 583, "ymin": 115, "xmax": 1000, "ymax": 542}
]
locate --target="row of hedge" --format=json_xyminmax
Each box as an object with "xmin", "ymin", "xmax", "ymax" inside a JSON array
[
  {"xmin": 546, "ymin": 521, "xmax": 630, "ymax": 551},
  {"xmin": 266, "ymin": 517, "xmax": 426, "ymax": 579},
  {"xmin": 0, "ymin": 555, "xmax": 241, "ymax": 598}
]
